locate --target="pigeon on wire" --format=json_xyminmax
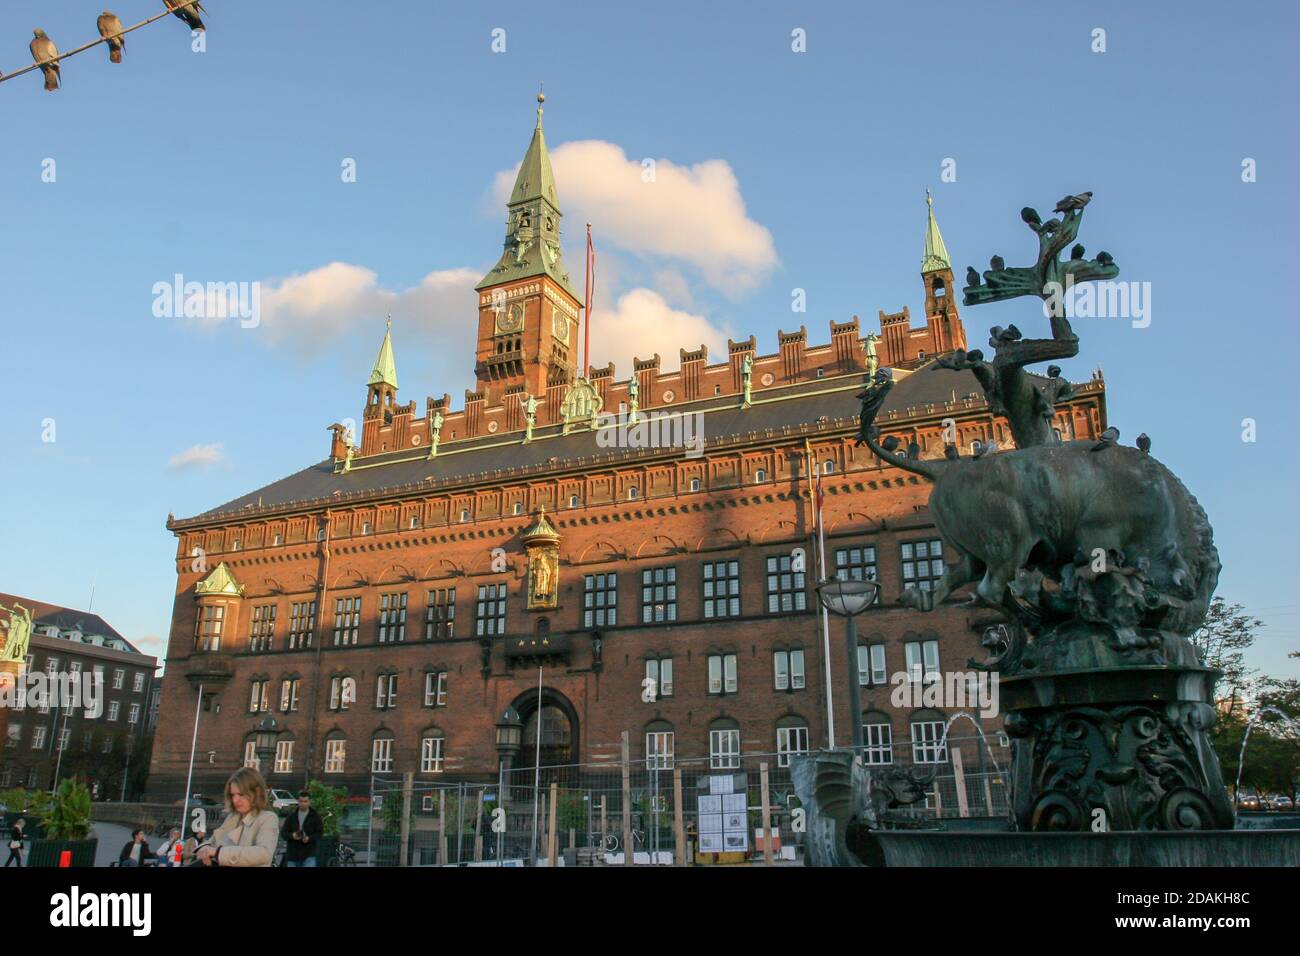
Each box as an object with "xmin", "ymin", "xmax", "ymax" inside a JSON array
[
  {"xmin": 31, "ymin": 29, "xmax": 60, "ymax": 91},
  {"xmin": 165, "ymin": 0, "xmax": 206, "ymax": 32},
  {"xmin": 98, "ymin": 12, "xmax": 125, "ymax": 64}
]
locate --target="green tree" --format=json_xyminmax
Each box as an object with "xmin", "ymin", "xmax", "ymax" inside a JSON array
[
  {"xmin": 305, "ymin": 780, "xmax": 346, "ymax": 836},
  {"xmin": 1189, "ymin": 598, "xmax": 1262, "ymax": 719}
]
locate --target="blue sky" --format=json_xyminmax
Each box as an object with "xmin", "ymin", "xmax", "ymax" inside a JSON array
[{"xmin": 0, "ymin": 1, "xmax": 1296, "ymax": 676}]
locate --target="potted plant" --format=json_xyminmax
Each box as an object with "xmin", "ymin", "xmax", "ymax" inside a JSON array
[{"xmin": 29, "ymin": 779, "xmax": 96, "ymax": 867}]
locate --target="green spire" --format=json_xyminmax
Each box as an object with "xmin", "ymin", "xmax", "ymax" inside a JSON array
[
  {"xmin": 921, "ymin": 190, "xmax": 951, "ymax": 273},
  {"xmin": 476, "ymin": 90, "xmax": 580, "ymax": 300},
  {"xmin": 509, "ymin": 90, "xmax": 560, "ymax": 208},
  {"xmin": 368, "ymin": 316, "xmax": 398, "ymax": 389}
]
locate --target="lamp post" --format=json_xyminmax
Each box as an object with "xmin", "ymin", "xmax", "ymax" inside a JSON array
[
  {"xmin": 495, "ymin": 706, "xmax": 523, "ymax": 793},
  {"xmin": 254, "ymin": 714, "xmax": 280, "ymax": 771},
  {"xmin": 816, "ymin": 577, "xmax": 881, "ymax": 757}
]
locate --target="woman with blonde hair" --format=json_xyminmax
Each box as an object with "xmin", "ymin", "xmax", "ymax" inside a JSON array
[{"xmin": 195, "ymin": 767, "xmax": 280, "ymax": 867}]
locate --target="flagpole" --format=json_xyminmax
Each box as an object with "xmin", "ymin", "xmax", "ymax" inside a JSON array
[
  {"xmin": 529, "ymin": 666, "xmax": 543, "ymax": 864},
  {"xmin": 583, "ymin": 223, "xmax": 593, "ymax": 378},
  {"xmin": 806, "ymin": 440, "xmax": 836, "ymax": 749}
]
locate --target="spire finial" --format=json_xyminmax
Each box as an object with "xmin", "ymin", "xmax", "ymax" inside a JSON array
[
  {"xmin": 386, "ymin": 313, "xmax": 392, "ymax": 331},
  {"xmin": 926, "ymin": 187, "xmax": 933, "ymax": 208},
  {"xmin": 536, "ymin": 84, "xmax": 545, "ymax": 127}
]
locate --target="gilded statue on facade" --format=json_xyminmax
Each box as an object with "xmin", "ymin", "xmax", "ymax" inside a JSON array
[{"xmin": 0, "ymin": 602, "xmax": 34, "ymax": 664}]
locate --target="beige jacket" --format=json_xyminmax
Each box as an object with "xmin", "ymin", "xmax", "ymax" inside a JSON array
[{"xmin": 206, "ymin": 809, "xmax": 280, "ymax": 867}]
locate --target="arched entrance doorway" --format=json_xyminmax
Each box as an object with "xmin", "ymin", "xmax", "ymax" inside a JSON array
[{"xmin": 512, "ymin": 687, "xmax": 579, "ymax": 770}]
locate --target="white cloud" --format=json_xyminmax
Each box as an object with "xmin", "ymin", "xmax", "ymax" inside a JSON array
[
  {"xmin": 593, "ymin": 288, "xmax": 731, "ymax": 376},
  {"xmin": 168, "ymin": 443, "xmax": 224, "ymax": 471},
  {"xmin": 257, "ymin": 263, "xmax": 480, "ymax": 353},
  {"xmin": 494, "ymin": 140, "xmax": 778, "ymax": 294}
]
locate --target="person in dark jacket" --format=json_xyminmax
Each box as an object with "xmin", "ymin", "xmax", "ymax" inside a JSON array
[
  {"xmin": 280, "ymin": 791, "xmax": 323, "ymax": 866},
  {"xmin": 118, "ymin": 829, "xmax": 156, "ymax": 867},
  {"xmin": 5, "ymin": 819, "xmax": 25, "ymax": 867}
]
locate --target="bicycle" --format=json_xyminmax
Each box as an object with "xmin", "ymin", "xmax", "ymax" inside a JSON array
[{"xmin": 325, "ymin": 841, "xmax": 356, "ymax": 867}]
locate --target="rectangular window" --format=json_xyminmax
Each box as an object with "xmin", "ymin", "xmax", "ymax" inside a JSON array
[
  {"xmin": 132, "ymin": 672, "xmax": 145, "ymax": 693},
  {"xmin": 583, "ymin": 573, "xmax": 618, "ymax": 628},
  {"xmin": 333, "ymin": 596, "xmax": 361, "ymax": 646},
  {"xmin": 421, "ymin": 736, "xmax": 444, "ymax": 773},
  {"xmin": 127, "ymin": 703, "xmax": 140, "ymax": 725},
  {"xmin": 901, "ymin": 539, "xmax": 945, "ymax": 593},
  {"xmin": 708, "ymin": 653, "xmax": 738, "ymax": 695},
  {"xmin": 56, "ymin": 727, "xmax": 71, "ymax": 752},
  {"xmin": 475, "ymin": 583, "xmax": 507, "ymax": 637},
  {"xmin": 378, "ymin": 592, "xmax": 408, "ymax": 643},
  {"xmin": 765, "ymin": 554, "xmax": 807, "ymax": 613},
  {"xmin": 641, "ymin": 566, "xmax": 678, "ymax": 623},
  {"xmin": 195, "ymin": 605, "xmax": 224, "ymax": 651},
  {"xmin": 249, "ymin": 604, "xmax": 277, "ymax": 652},
  {"xmin": 834, "ymin": 545, "xmax": 880, "ymax": 604},
  {"xmin": 111, "ymin": 668, "xmax": 124, "ymax": 690},
  {"xmin": 776, "ymin": 725, "xmax": 809, "ymax": 767},
  {"xmin": 243, "ymin": 741, "xmax": 258, "ymax": 770},
  {"xmin": 424, "ymin": 588, "xmax": 456, "ymax": 640},
  {"xmin": 709, "ymin": 728, "xmax": 741, "ymax": 769},
  {"xmin": 646, "ymin": 731, "xmax": 675, "ymax": 770},
  {"xmin": 289, "ymin": 601, "xmax": 317, "ymax": 649},
  {"xmin": 274, "ymin": 740, "xmax": 294, "ymax": 774},
  {"xmin": 107, "ymin": 701, "xmax": 120, "ymax": 722},
  {"xmin": 372, "ymin": 738, "xmax": 393, "ymax": 773},
  {"xmin": 249, "ymin": 680, "xmax": 269, "ymax": 713},
  {"xmin": 329, "ymin": 677, "xmax": 352, "ymax": 712},
  {"xmin": 376, "ymin": 674, "xmax": 397, "ymax": 710},
  {"xmin": 857, "ymin": 644, "xmax": 888, "ymax": 686},
  {"xmin": 5, "ymin": 725, "xmax": 20, "ymax": 748},
  {"xmin": 324, "ymin": 739, "xmax": 346, "ymax": 773},
  {"xmin": 904, "ymin": 639, "xmax": 941, "ymax": 683},
  {"xmin": 911, "ymin": 721, "xmax": 948, "ymax": 764},
  {"xmin": 702, "ymin": 560, "xmax": 741, "ymax": 619},
  {"xmin": 280, "ymin": 679, "xmax": 300, "ymax": 713},
  {"xmin": 424, "ymin": 671, "xmax": 447, "ymax": 708},
  {"xmin": 864, "ymin": 722, "xmax": 893, "ymax": 765},
  {"xmin": 102, "ymin": 735, "xmax": 113, "ymax": 755},
  {"xmin": 31, "ymin": 726, "xmax": 47, "ymax": 749},
  {"xmin": 645, "ymin": 658, "xmax": 673, "ymax": 699},
  {"xmin": 774, "ymin": 649, "xmax": 806, "ymax": 691}
]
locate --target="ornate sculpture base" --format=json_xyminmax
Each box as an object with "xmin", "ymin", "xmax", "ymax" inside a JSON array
[{"xmin": 1001, "ymin": 651, "xmax": 1235, "ymax": 832}]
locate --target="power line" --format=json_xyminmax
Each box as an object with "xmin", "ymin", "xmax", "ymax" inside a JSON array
[{"xmin": 0, "ymin": 1, "xmax": 205, "ymax": 88}]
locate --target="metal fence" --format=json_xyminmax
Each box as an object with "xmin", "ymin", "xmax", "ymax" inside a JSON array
[{"xmin": 355, "ymin": 732, "xmax": 1011, "ymax": 866}]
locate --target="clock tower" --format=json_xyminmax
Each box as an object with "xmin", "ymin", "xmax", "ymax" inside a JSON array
[{"xmin": 473, "ymin": 92, "xmax": 583, "ymax": 405}]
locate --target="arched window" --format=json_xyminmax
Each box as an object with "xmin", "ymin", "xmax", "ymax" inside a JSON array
[
  {"xmin": 420, "ymin": 728, "xmax": 445, "ymax": 773},
  {"xmin": 909, "ymin": 709, "xmax": 948, "ymax": 764},
  {"xmin": 932, "ymin": 276, "xmax": 946, "ymax": 298},
  {"xmin": 371, "ymin": 731, "xmax": 395, "ymax": 773},
  {"xmin": 273, "ymin": 734, "xmax": 296, "ymax": 774},
  {"xmin": 775, "ymin": 715, "xmax": 809, "ymax": 767},
  {"xmin": 323, "ymin": 733, "xmax": 347, "ymax": 774},
  {"xmin": 754, "ymin": 469, "xmax": 766, "ymax": 483},
  {"xmin": 862, "ymin": 710, "xmax": 893, "ymax": 765},
  {"xmin": 708, "ymin": 717, "xmax": 741, "ymax": 769},
  {"xmin": 690, "ymin": 478, "xmax": 701, "ymax": 492},
  {"xmin": 645, "ymin": 720, "xmax": 674, "ymax": 770},
  {"xmin": 822, "ymin": 460, "xmax": 835, "ymax": 475}
]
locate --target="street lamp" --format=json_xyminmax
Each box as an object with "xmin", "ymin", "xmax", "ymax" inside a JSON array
[
  {"xmin": 254, "ymin": 714, "xmax": 280, "ymax": 769},
  {"xmin": 495, "ymin": 706, "xmax": 523, "ymax": 774},
  {"xmin": 816, "ymin": 577, "xmax": 881, "ymax": 758}
]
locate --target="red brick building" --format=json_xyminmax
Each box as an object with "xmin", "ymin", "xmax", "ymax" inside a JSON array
[{"xmin": 147, "ymin": 101, "xmax": 1107, "ymax": 803}]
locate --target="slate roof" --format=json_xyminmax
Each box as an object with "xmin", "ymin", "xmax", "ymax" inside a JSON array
[
  {"xmin": 0, "ymin": 592, "xmax": 139, "ymax": 654},
  {"xmin": 177, "ymin": 362, "xmax": 1031, "ymax": 527}
]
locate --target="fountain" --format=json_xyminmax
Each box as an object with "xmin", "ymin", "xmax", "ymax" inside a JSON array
[{"xmin": 792, "ymin": 192, "xmax": 1300, "ymax": 866}]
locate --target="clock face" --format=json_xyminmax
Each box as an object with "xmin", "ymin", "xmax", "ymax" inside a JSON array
[
  {"xmin": 496, "ymin": 302, "xmax": 524, "ymax": 334},
  {"xmin": 552, "ymin": 307, "xmax": 569, "ymax": 343}
]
